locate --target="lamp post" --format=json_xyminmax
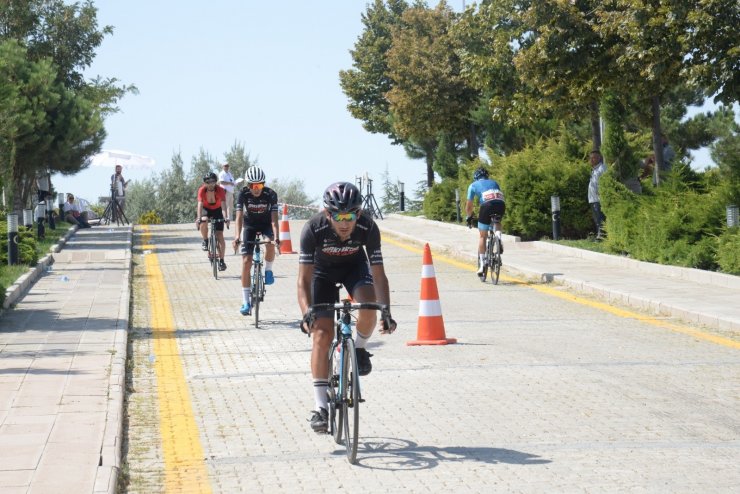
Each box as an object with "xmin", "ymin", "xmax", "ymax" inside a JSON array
[
  {"xmin": 551, "ymin": 195, "xmax": 561, "ymax": 241},
  {"xmin": 7, "ymin": 213, "xmax": 19, "ymax": 265},
  {"xmin": 23, "ymin": 209, "xmax": 33, "ymax": 229},
  {"xmin": 399, "ymin": 181, "xmax": 405, "ymax": 212},
  {"xmin": 727, "ymin": 205, "xmax": 739, "ymax": 228}
]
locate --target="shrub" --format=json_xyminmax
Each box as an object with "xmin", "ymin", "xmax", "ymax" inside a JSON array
[
  {"xmin": 422, "ymin": 180, "xmax": 458, "ymax": 222},
  {"xmin": 138, "ymin": 210, "xmax": 163, "ymax": 225},
  {"xmin": 716, "ymin": 228, "xmax": 740, "ymax": 274},
  {"xmin": 0, "ymin": 224, "xmax": 39, "ymax": 265}
]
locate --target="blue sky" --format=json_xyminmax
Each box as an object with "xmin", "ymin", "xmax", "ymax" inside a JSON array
[
  {"xmin": 53, "ymin": 0, "xmax": 438, "ymax": 204},
  {"xmin": 52, "ymin": 0, "xmax": 724, "ymax": 205}
]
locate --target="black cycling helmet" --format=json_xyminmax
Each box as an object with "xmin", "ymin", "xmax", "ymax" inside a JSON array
[
  {"xmin": 473, "ymin": 167, "xmax": 489, "ymax": 181},
  {"xmin": 323, "ymin": 182, "xmax": 362, "ymax": 213},
  {"xmin": 203, "ymin": 171, "xmax": 217, "ymax": 183}
]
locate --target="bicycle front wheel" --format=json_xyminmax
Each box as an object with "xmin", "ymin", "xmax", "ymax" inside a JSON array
[
  {"xmin": 327, "ymin": 340, "xmax": 342, "ymax": 444},
  {"xmin": 342, "ymin": 338, "xmax": 360, "ymax": 464},
  {"xmin": 210, "ymin": 232, "xmax": 218, "ymax": 280},
  {"xmin": 251, "ymin": 266, "xmax": 262, "ymax": 328}
]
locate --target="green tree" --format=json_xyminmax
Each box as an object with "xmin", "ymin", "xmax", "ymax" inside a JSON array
[
  {"xmin": 155, "ymin": 152, "xmax": 192, "ymax": 224},
  {"xmin": 339, "ymin": 0, "xmax": 409, "ymax": 141},
  {"xmin": 270, "ymin": 178, "xmax": 317, "ymax": 220},
  {"xmin": 222, "ymin": 140, "xmax": 254, "ymax": 185},
  {"xmin": 386, "ymin": 2, "xmax": 478, "ymax": 187}
]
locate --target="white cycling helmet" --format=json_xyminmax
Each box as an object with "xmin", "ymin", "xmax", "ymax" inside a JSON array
[{"xmin": 245, "ymin": 166, "xmax": 266, "ymax": 184}]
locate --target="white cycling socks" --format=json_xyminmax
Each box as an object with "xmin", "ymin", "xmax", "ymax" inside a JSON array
[
  {"xmin": 355, "ymin": 331, "xmax": 370, "ymax": 349},
  {"xmin": 242, "ymin": 287, "xmax": 251, "ymax": 305},
  {"xmin": 313, "ymin": 379, "xmax": 329, "ymax": 411},
  {"xmin": 265, "ymin": 261, "xmax": 273, "ymax": 272}
]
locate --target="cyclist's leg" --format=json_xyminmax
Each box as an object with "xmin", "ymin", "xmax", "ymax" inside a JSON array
[
  {"xmin": 239, "ymin": 227, "xmax": 257, "ymax": 313},
  {"xmin": 199, "ymin": 215, "xmax": 209, "ymax": 249},
  {"xmin": 261, "ymin": 224, "xmax": 276, "ymax": 284},
  {"xmin": 309, "ymin": 271, "xmax": 339, "ymax": 431},
  {"xmin": 346, "ymin": 262, "xmax": 376, "ymax": 376},
  {"xmin": 491, "ymin": 201, "xmax": 506, "ymax": 252}
]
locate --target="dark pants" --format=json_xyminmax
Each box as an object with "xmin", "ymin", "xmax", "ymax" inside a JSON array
[{"xmin": 590, "ymin": 202, "xmax": 605, "ymax": 237}]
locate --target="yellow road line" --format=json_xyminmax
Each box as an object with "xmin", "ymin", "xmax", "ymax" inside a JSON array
[
  {"xmin": 383, "ymin": 235, "xmax": 740, "ymax": 350},
  {"xmin": 141, "ymin": 226, "xmax": 212, "ymax": 493}
]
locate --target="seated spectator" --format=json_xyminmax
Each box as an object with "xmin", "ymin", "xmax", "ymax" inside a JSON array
[{"xmin": 63, "ymin": 193, "xmax": 92, "ymax": 229}]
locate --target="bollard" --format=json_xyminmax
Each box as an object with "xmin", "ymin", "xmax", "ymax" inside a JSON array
[
  {"xmin": 728, "ymin": 205, "xmax": 739, "ymax": 228},
  {"xmin": 23, "ymin": 208, "xmax": 33, "ymax": 229},
  {"xmin": 35, "ymin": 201, "xmax": 46, "ymax": 239},
  {"xmin": 399, "ymin": 181, "xmax": 405, "ymax": 212},
  {"xmin": 551, "ymin": 195, "xmax": 561, "ymax": 241},
  {"xmin": 455, "ymin": 189, "xmax": 461, "ymax": 223},
  {"xmin": 7, "ymin": 213, "xmax": 19, "ymax": 265}
]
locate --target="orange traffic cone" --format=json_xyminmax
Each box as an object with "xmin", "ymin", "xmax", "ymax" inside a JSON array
[
  {"xmin": 407, "ymin": 243, "xmax": 457, "ymax": 346},
  {"xmin": 278, "ymin": 204, "xmax": 297, "ymax": 254}
]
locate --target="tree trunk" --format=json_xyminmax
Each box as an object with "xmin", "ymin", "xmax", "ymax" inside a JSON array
[
  {"xmin": 425, "ymin": 144, "xmax": 435, "ymax": 188},
  {"xmin": 467, "ymin": 122, "xmax": 478, "ymax": 158},
  {"xmin": 590, "ymin": 101, "xmax": 601, "ymax": 151},
  {"xmin": 651, "ymin": 95, "xmax": 663, "ymax": 186}
]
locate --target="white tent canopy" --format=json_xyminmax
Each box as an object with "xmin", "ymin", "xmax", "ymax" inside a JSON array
[{"xmin": 89, "ymin": 149, "xmax": 156, "ymax": 170}]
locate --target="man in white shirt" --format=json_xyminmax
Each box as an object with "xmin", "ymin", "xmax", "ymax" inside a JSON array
[
  {"xmin": 588, "ymin": 150, "xmax": 607, "ymax": 240},
  {"xmin": 63, "ymin": 194, "xmax": 92, "ymax": 228},
  {"xmin": 218, "ymin": 162, "xmax": 236, "ymax": 220}
]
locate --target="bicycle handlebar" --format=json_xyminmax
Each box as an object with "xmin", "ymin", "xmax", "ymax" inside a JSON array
[{"xmin": 309, "ymin": 301, "xmax": 390, "ymax": 314}]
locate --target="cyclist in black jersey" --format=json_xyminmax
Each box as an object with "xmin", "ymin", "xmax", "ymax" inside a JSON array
[
  {"xmin": 297, "ymin": 181, "xmax": 397, "ymax": 433},
  {"xmin": 232, "ymin": 166, "xmax": 280, "ymax": 315}
]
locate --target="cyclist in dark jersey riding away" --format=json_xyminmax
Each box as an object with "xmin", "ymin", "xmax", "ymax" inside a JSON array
[
  {"xmin": 465, "ymin": 166, "xmax": 506, "ymax": 277},
  {"xmin": 196, "ymin": 172, "xmax": 230, "ymax": 271},
  {"xmin": 297, "ymin": 181, "xmax": 397, "ymax": 433},
  {"xmin": 233, "ymin": 166, "xmax": 280, "ymax": 316}
]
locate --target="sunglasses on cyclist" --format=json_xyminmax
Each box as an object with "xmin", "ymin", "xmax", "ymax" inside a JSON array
[
  {"xmin": 205, "ymin": 180, "xmax": 216, "ymax": 185},
  {"xmin": 249, "ymin": 182, "xmax": 265, "ymax": 190},
  {"xmin": 330, "ymin": 211, "xmax": 358, "ymax": 222}
]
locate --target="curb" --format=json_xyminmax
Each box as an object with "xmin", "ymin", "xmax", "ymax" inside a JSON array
[
  {"xmin": 94, "ymin": 225, "xmax": 133, "ymax": 494},
  {"xmin": 380, "ymin": 214, "xmax": 740, "ymax": 332},
  {"xmin": 2, "ymin": 224, "xmax": 78, "ymax": 310}
]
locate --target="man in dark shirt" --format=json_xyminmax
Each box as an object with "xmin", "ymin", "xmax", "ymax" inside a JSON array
[
  {"xmin": 297, "ymin": 181, "xmax": 396, "ymax": 433},
  {"xmin": 232, "ymin": 166, "xmax": 279, "ymax": 315}
]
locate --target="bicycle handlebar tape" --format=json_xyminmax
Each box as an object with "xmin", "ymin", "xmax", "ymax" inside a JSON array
[
  {"xmin": 407, "ymin": 243, "xmax": 457, "ymax": 346},
  {"xmin": 279, "ymin": 203, "xmax": 297, "ymax": 254}
]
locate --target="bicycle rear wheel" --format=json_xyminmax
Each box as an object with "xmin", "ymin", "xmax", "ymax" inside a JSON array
[
  {"xmin": 327, "ymin": 340, "xmax": 342, "ymax": 444},
  {"xmin": 342, "ymin": 338, "xmax": 360, "ymax": 464},
  {"xmin": 492, "ymin": 236, "xmax": 502, "ymax": 285}
]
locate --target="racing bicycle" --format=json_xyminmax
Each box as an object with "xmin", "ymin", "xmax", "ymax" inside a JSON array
[
  {"xmin": 244, "ymin": 234, "xmax": 276, "ymax": 328},
  {"xmin": 307, "ymin": 298, "xmax": 392, "ymax": 464},
  {"xmin": 480, "ymin": 213, "xmax": 503, "ymax": 284},
  {"xmin": 202, "ymin": 217, "xmax": 227, "ymax": 280}
]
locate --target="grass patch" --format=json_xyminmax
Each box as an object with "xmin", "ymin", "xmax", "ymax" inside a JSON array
[{"xmin": 0, "ymin": 225, "xmax": 70, "ymax": 292}]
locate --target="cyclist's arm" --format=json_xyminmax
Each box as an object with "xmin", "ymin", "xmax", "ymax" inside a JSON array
[
  {"xmin": 370, "ymin": 264, "xmax": 390, "ymax": 306},
  {"xmin": 270, "ymin": 210, "xmax": 279, "ymax": 240},
  {"xmin": 234, "ymin": 209, "xmax": 243, "ymax": 241},
  {"xmin": 297, "ymin": 263, "xmax": 314, "ymax": 316},
  {"xmin": 465, "ymin": 199, "xmax": 475, "ymax": 217},
  {"xmin": 196, "ymin": 200, "xmax": 204, "ymax": 221}
]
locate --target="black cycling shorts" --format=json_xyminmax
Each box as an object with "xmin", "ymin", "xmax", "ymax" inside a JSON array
[
  {"xmin": 478, "ymin": 200, "xmax": 505, "ymax": 228},
  {"xmin": 204, "ymin": 207, "xmax": 226, "ymax": 231},
  {"xmin": 240, "ymin": 223, "xmax": 274, "ymax": 256},
  {"xmin": 312, "ymin": 261, "xmax": 374, "ymax": 319}
]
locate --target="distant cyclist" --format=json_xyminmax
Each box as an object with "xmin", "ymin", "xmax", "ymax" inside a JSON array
[
  {"xmin": 465, "ymin": 166, "xmax": 506, "ymax": 277},
  {"xmin": 232, "ymin": 166, "xmax": 280, "ymax": 316},
  {"xmin": 196, "ymin": 172, "xmax": 230, "ymax": 271},
  {"xmin": 297, "ymin": 181, "xmax": 397, "ymax": 433}
]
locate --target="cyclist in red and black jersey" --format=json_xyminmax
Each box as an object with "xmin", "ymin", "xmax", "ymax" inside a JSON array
[
  {"xmin": 232, "ymin": 166, "xmax": 280, "ymax": 316},
  {"xmin": 297, "ymin": 181, "xmax": 396, "ymax": 433},
  {"xmin": 196, "ymin": 172, "xmax": 230, "ymax": 271}
]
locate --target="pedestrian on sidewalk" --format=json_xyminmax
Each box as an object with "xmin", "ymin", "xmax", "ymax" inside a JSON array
[
  {"xmin": 588, "ymin": 150, "xmax": 607, "ymax": 240},
  {"xmin": 218, "ymin": 162, "xmax": 236, "ymax": 220}
]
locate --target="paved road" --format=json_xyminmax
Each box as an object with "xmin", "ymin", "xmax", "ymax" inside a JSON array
[{"xmin": 122, "ymin": 222, "xmax": 739, "ymax": 493}]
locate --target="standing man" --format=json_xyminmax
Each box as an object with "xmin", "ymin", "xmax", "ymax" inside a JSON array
[
  {"xmin": 232, "ymin": 166, "xmax": 280, "ymax": 316},
  {"xmin": 588, "ymin": 150, "xmax": 607, "ymax": 240},
  {"xmin": 111, "ymin": 165, "xmax": 127, "ymax": 211},
  {"xmin": 218, "ymin": 162, "xmax": 236, "ymax": 220}
]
